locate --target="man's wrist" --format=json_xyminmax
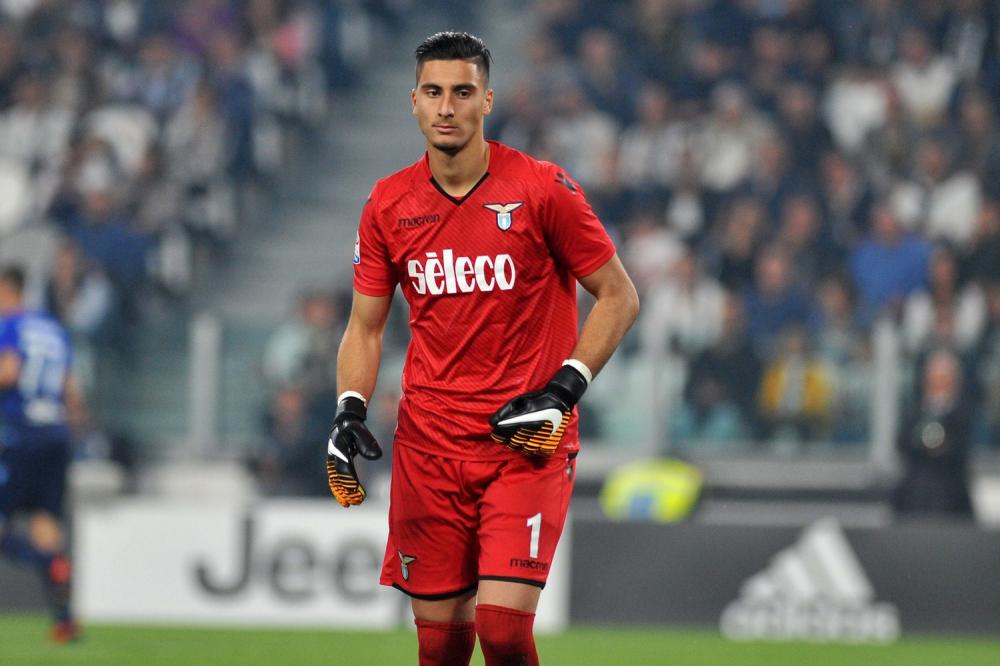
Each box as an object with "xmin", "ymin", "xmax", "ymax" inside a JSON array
[
  {"xmin": 561, "ymin": 359, "xmax": 593, "ymax": 385},
  {"xmin": 547, "ymin": 364, "xmax": 589, "ymax": 407},
  {"xmin": 337, "ymin": 391, "xmax": 368, "ymax": 406},
  {"xmin": 336, "ymin": 391, "xmax": 368, "ymax": 423}
]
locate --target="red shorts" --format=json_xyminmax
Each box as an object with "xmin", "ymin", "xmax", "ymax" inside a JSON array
[{"xmin": 380, "ymin": 443, "xmax": 577, "ymax": 599}]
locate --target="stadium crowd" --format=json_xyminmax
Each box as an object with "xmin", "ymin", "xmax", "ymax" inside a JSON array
[
  {"xmin": 474, "ymin": 0, "xmax": 1000, "ymax": 451},
  {"xmin": 0, "ymin": 0, "xmax": 405, "ymax": 478},
  {"xmin": 0, "ymin": 0, "xmax": 390, "ymax": 363}
]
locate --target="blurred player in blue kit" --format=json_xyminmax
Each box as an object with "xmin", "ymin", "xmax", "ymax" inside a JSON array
[{"xmin": 0, "ymin": 266, "xmax": 82, "ymax": 642}]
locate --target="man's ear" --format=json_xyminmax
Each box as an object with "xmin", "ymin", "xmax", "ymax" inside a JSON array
[
  {"xmin": 411, "ymin": 88, "xmax": 417, "ymax": 114},
  {"xmin": 483, "ymin": 88, "xmax": 494, "ymax": 116}
]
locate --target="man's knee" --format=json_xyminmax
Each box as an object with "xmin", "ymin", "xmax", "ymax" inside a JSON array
[
  {"xmin": 475, "ymin": 604, "xmax": 538, "ymax": 666},
  {"xmin": 415, "ymin": 618, "xmax": 476, "ymax": 666},
  {"xmin": 412, "ymin": 591, "xmax": 478, "ymax": 666}
]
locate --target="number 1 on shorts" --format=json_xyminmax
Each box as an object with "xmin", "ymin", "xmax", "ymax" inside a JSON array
[{"xmin": 526, "ymin": 512, "xmax": 541, "ymax": 559}]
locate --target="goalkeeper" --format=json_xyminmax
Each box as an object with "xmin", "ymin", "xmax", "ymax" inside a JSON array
[{"xmin": 326, "ymin": 31, "xmax": 639, "ymax": 666}]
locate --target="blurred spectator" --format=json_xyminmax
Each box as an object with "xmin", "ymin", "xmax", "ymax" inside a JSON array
[
  {"xmin": 849, "ymin": 203, "xmax": 930, "ymax": 324},
  {"xmin": 955, "ymin": 91, "xmax": 1000, "ymax": 176},
  {"xmin": 674, "ymin": 39, "xmax": 740, "ymax": 107},
  {"xmin": 863, "ymin": 83, "xmax": 919, "ymax": 189},
  {"xmin": 891, "ymin": 27, "xmax": 958, "ymax": 128},
  {"xmin": 262, "ymin": 289, "xmax": 342, "ymax": 417},
  {"xmin": 814, "ymin": 274, "xmax": 861, "ymax": 365},
  {"xmin": 253, "ymin": 385, "xmax": 328, "ymax": 497},
  {"xmin": 682, "ymin": 295, "xmax": 761, "ymax": 442},
  {"xmin": 793, "ymin": 27, "xmax": 834, "ymax": 89},
  {"xmin": 814, "ymin": 275, "xmax": 872, "ymax": 444},
  {"xmin": 543, "ymin": 81, "xmax": 618, "ymax": 191},
  {"xmin": 961, "ymin": 199, "xmax": 1000, "ymax": 286},
  {"xmin": 108, "ymin": 31, "xmax": 199, "ymax": 122},
  {"xmin": 0, "ymin": 27, "xmax": 22, "ymax": 108},
  {"xmin": 893, "ymin": 348, "xmax": 974, "ymax": 519},
  {"xmin": 43, "ymin": 237, "xmax": 114, "ymax": 391},
  {"xmin": 775, "ymin": 80, "xmax": 833, "ymax": 175},
  {"xmin": 43, "ymin": 238, "xmax": 114, "ymax": 342},
  {"xmin": 164, "ymin": 79, "xmax": 235, "ymax": 243},
  {"xmin": 619, "ymin": 209, "xmax": 682, "ymax": 297},
  {"xmin": 837, "ymin": 0, "xmax": 904, "ymax": 68},
  {"xmin": 664, "ymin": 181, "xmax": 706, "ymax": 242},
  {"xmin": 907, "ymin": 135, "xmax": 982, "ymax": 248},
  {"xmin": 743, "ymin": 244, "xmax": 816, "ymax": 354},
  {"xmin": 128, "ymin": 146, "xmax": 190, "ymax": 296},
  {"xmin": 536, "ymin": 0, "xmax": 595, "ymax": 55},
  {"xmin": 65, "ymin": 185, "xmax": 151, "ymax": 305},
  {"xmin": 713, "ymin": 196, "xmax": 765, "ymax": 292},
  {"xmin": 624, "ymin": 0, "xmax": 685, "ymax": 84},
  {"xmin": 49, "ymin": 27, "xmax": 99, "ymax": 117},
  {"xmin": 743, "ymin": 134, "xmax": 801, "ymax": 217},
  {"xmin": 975, "ymin": 283, "xmax": 1000, "ymax": 446},
  {"xmin": 823, "ymin": 64, "xmax": 888, "ymax": 155},
  {"xmin": 640, "ymin": 245, "xmax": 726, "ymax": 357},
  {"xmin": 0, "ymin": 72, "xmax": 73, "ymax": 219},
  {"xmin": 775, "ymin": 192, "xmax": 837, "ymax": 286},
  {"xmin": 902, "ymin": 245, "xmax": 986, "ymax": 354},
  {"xmin": 943, "ymin": 0, "xmax": 992, "ymax": 80},
  {"xmin": 518, "ymin": 29, "xmax": 578, "ymax": 96},
  {"xmin": 697, "ymin": 83, "xmax": 774, "ymax": 193},
  {"xmin": 206, "ymin": 29, "xmax": 256, "ymax": 179},
  {"xmin": 575, "ymin": 27, "xmax": 641, "ymax": 122},
  {"xmin": 616, "ymin": 82, "xmax": 689, "ymax": 193},
  {"xmin": 819, "ymin": 150, "xmax": 873, "ymax": 250},
  {"xmin": 488, "ymin": 79, "xmax": 546, "ymax": 155},
  {"xmin": 747, "ymin": 24, "xmax": 795, "ymax": 114},
  {"xmin": 758, "ymin": 325, "xmax": 834, "ymax": 442}
]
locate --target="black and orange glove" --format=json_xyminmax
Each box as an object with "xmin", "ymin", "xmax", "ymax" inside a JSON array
[
  {"xmin": 489, "ymin": 364, "xmax": 589, "ymax": 456},
  {"xmin": 327, "ymin": 394, "xmax": 382, "ymax": 507}
]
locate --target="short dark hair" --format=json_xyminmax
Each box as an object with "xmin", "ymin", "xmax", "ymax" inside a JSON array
[
  {"xmin": 0, "ymin": 265, "xmax": 25, "ymax": 294},
  {"xmin": 415, "ymin": 31, "xmax": 492, "ymax": 83}
]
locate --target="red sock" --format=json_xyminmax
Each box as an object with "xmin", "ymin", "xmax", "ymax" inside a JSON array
[
  {"xmin": 475, "ymin": 604, "xmax": 539, "ymax": 666},
  {"xmin": 415, "ymin": 618, "xmax": 476, "ymax": 666}
]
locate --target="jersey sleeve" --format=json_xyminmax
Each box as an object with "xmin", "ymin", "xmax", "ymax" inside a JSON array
[
  {"xmin": 542, "ymin": 167, "xmax": 616, "ymax": 279},
  {"xmin": 353, "ymin": 186, "xmax": 398, "ymax": 296}
]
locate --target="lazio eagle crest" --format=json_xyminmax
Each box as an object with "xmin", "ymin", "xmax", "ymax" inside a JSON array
[{"xmin": 484, "ymin": 202, "xmax": 523, "ymax": 231}]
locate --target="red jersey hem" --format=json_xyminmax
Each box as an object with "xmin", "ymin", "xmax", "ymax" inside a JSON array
[
  {"xmin": 393, "ymin": 436, "xmax": 580, "ymax": 462},
  {"xmin": 353, "ymin": 281, "xmax": 395, "ymax": 297}
]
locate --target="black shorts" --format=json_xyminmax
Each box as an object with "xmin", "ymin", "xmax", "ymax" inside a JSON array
[{"xmin": 0, "ymin": 436, "xmax": 71, "ymax": 523}]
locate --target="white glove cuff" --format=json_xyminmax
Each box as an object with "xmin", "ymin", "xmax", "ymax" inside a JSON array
[
  {"xmin": 562, "ymin": 359, "xmax": 593, "ymax": 385},
  {"xmin": 337, "ymin": 390, "xmax": 368, "ymax": 406}
]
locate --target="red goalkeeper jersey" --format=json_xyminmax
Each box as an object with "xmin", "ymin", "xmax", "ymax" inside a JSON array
[{"xmin": 354, "ymin": 140, "xmax": 615, "ymax": 460}]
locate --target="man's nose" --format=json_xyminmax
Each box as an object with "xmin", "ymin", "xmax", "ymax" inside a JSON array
[{"xmin": 437, "ymin": 93, "xmax": 455, "ymax": 117}]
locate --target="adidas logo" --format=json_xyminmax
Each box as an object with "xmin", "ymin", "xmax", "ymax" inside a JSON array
[{"xmin": 720, "ymin": 518, "xmax": 900, "ymax": 643}]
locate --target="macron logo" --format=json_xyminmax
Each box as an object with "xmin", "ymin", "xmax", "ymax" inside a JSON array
[{"xmin": 720, "ymin": 518, "xmax": 900, "ymax": 643}]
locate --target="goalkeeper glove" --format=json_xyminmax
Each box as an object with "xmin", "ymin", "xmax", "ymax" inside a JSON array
[
  {"xmin": 327, "ymin": 394, "xmax": 382, "ymax": 507},
  {"xmin": 489, "ymin": 364, "xmax": 589, "ymax": 456}
]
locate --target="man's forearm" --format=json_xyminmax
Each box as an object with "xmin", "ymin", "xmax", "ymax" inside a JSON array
[
  {"xmin": 336, "ymin": 327, "xmax": 383, "ymax": 401},
  {"xmin": 569, "ymin": 289, "xmax": 639, "ymax": 378}
]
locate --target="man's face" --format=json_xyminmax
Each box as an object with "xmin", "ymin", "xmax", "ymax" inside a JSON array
[{"xmin": 412, "ymin": 59, "xmax": 493, "ymax": 154}]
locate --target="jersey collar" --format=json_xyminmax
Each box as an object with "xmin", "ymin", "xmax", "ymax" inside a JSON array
[{"xmin": 423, "ymin": 140, "xmax": 499, "ymax": 206}]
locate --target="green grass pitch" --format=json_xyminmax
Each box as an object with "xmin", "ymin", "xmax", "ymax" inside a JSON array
[{"xmin": 2, "ymin": 615, "xmax": 1000, "ymax": 665}]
